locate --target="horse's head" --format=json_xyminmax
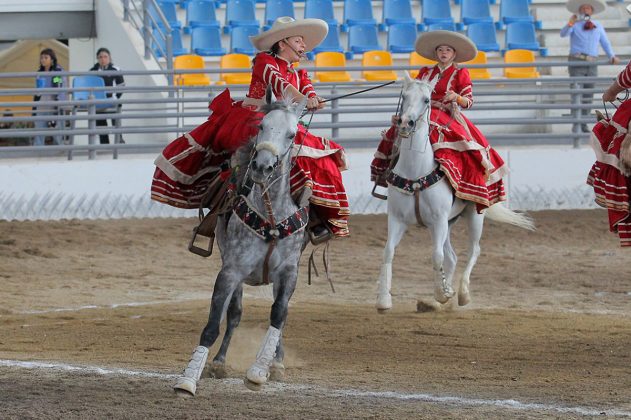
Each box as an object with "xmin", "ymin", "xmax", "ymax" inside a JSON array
[
  {"xmin": 250, "ymin": 86, "xmax": 307, "ymax": 184},
  {"xmin": 397, "ymin": 72, "xmax": 437, "ymax": 138}
]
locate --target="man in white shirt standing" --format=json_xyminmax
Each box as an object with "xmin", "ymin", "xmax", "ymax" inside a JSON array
[{"xmin": 560, "ymin": 0, "xmax": 620, "ymax": 132}]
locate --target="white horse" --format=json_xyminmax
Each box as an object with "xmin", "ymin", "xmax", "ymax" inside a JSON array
[{"xmin": 376, "ymin": 72, "xmax": 534, "ymax": 311}]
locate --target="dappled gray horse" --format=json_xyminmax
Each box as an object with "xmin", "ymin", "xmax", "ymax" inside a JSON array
[{"xmin": 174, "ymin": 88, "xmax": 309, "ymax": 395}]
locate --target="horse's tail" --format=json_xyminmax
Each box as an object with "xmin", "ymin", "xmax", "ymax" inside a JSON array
[{"xmin": 484, "ymin": 203, "xmax": 535, "ymax": 231}]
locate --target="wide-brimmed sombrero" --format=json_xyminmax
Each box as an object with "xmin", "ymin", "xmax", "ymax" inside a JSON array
[
  {"xmin": 414, "ymin": 30, "xmax": 477, "ymax": 63},
  {"xmin": 250, "ymin": 17, "xmax": 328, "ymax": 52},
  {"xmin": 566, "ymin": 0, "xmax": 606, "ymax": 15}
]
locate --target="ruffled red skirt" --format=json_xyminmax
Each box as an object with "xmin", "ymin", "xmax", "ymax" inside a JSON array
[{"xmin": 151, "ymin": 89, "xmax": 349, "ymax": 237}]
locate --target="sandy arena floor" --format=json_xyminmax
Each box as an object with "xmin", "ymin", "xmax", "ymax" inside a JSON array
[{"xmin": 0, "ymin": 210, "xmax": 630, "ymax": 419}]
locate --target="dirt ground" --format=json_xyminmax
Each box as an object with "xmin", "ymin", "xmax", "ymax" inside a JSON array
[{"xmin": 1, "ymin": 210, "xmax": 630, "ymax": 419}]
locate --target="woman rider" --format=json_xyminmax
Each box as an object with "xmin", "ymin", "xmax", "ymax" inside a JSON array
[
  {"xmin": 371, "ymin": 30, "xmax": 507, "ymax": 211},
  {"xmin": 151, "ymin": 17, "xmax": 349, "ymax": 239}
]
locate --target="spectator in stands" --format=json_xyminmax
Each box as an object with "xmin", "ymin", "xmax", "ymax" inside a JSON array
[
  {"xmin": 33, "ymin": 48, "xmax": 66, "ymax": 146},
  {"xmin": 89, "ymin": 47, "xmax": 125, "ymax": 144},
  {"xmin": 586, "ymin": 51, "xmax": 631, "ymax": 246},
  {"xmin": 151, "ymin": 17, "xmax": 349, "ymax": 241},
  {"xmin": 371, "ymin": 30, "xmax": 507, "ymax": 211},
  {"xmin": 561, "ymin": 0, "xmax": 620, "ymax": 132}
]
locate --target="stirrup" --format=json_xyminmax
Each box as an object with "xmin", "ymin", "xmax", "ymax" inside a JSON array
[
  {"xmin": 188, "ymin": 226, "xmax": 214, "ymax": 257},
  {"xmin": 371, "ymin": 182, "xmax": 388, "ymax": 200},
  {"xmin": 308, "ymin": 226, "xmax": 332, "ymax": 246}
]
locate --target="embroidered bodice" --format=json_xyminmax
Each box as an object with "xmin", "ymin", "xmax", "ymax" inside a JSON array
[{"xmin": 417, "ymin": 64, "xmax": 474, "ymax": 109}]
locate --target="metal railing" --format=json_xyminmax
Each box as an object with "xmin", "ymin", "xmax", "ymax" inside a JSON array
[{"xmin": 0, "ymin": 60, "xmax": 624, "ymax": 159}]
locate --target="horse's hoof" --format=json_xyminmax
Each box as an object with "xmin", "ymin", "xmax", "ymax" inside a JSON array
[
  {"xmin": 246, "ymin": 365, "xmax": 269, "ymax": 386},
  {"xmin": 458, "ymin": 293, "xmax": 471, "ymax": 306},
  {"xmin": 173, "ymin": 376, "xmax": 197, "ymax": 397},
  {"xmin": 208, "ymin": 361, "xmax": 228, "ymax": 379},
  {"xmin": 376, "ymin": 294, "xmax": 392, "ymax": 312},
  {"xmin": 376, "ymin": 307, "xmax": 391, "ymax": 314},
  {"xmin": 244, "ymin": 378, "xmax": 264, "ymax": 392},
  {"xmin": 417, "ymin": 299, "xmax": 441, "ymax": 313},
  {"xmin": 269, "ymin": 362, "xmax": 285, "ymax": 381}
]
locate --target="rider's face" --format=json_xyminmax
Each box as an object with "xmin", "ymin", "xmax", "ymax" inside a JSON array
[
  {"xmin": 280, "ymin": 36, "xmax": 306, "ymax": 62},
  {"xmin": 435, "ymin": 45, "xmax": 456, "ymax": 65}
]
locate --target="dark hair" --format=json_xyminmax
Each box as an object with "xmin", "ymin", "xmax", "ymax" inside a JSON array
[
  {"xmin": 96, "ymin": 47, "xmax": 111, "ymax": 58},
  {"xmin": 39, "ymin": 48, "xmax": 58, "ymax": 69},
  {"xmin": 270, "ymin": 41, "xmax": 282, "ymax": 56}
]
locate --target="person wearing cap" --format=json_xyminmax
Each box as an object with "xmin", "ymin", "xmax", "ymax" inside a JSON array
[
  {"xmin": 371, "ymin": 30, "xmax": 507, "ymax": 211},
  {"xmin": 561, "ymin": 0, "xmax": 619, "ymax": 132},
  {"xmin": 151, "ymin": 17, "xmax": 349, "ymax": 239},
  {"xmin": 586, "ymin": 5, "xmax": 631, "ymax": 246}
]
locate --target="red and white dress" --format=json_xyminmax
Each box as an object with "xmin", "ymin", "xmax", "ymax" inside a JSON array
[
  {"xmin": 371, "ymin": 64, "xmax": 507, "ymax": 211},
  {"xmin": 587, "ymin": 61, "xmax": 631, "ymax": 246},
  {"xmin": 151, "ymin": 52, "xmax": 349, "ymax": 237}
]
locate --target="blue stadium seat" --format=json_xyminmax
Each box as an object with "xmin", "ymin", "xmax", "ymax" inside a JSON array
[
  {"xmin": 421, "ymin": 0, "xmax": 454, "ymax": 27},
  {"xmin": 311, "ymin": 24, "xmax": 344, "ymax": 55},
  {"xmin": 230, "ymin": 25, "xmax": 259, "ymax": 55},
  {"xmin": 505, "ymin": 21, "xmax": 540, "ymax": 52},
  {"xmin": 264, "ymin": 0, "xmax": 295, "ymax": 29},
  {"xmin": 191, "ymin": 26, "xmax": 226, "ymax": 55},
  {"xmin": 342, "ymin": 0, "xmax": 377, "ymax": 31},
  {"xmin": 500, "ymin": 0, "xmax": 534, "ymax": 24},
  {"xmin": 72, "ymin": 76, "xmax": 113, "ymax": 109},
  {"xmin": 387, "ymin": 23, "xmax": 417, "ymax": 53},
  {"xmin": 153, "ymin": 26, "xmax": 189, "ymax": 57},
  {"xmin": 347, "ymin": 24, "xmax": 382, "ymax": 58},
  {"xmin": 154, "ymin": 1, "xmax": 182, "ymax": 29},
  {"xmin": 184, "ymin": 0, "xmax": 220, "ymax": 34},
  {"xmin": 460, "ymin": 0, "xmax": 494, "ymax": 26},
  {"xmin": 224, "ymin": 0, "xmax": 260, "ymax": 33},
  {"xmin": 304, "ymin": 0, "xmax": 338, "ymax": 26},
  {"xmin": 427, "ymin": 22, "xmax": 457, "ymax": 31},
  {"xmin": 381, "ymin": 0, "xmax": 415, "ymax": 30},
  {"xmin": 466, "ymin": 22, "xmax": 500, "ymax": 52}
]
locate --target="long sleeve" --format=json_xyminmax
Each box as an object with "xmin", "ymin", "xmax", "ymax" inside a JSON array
[
  {"xmin": 455, "ymin": 68, "xmax": 473, "ymax": 109},
  {"xmin": 297, "ymin": 69, "xmax": 317, "ymax": 98},
  {"xmin": 252, "ymin": 54, "xmax": 292, "ymax": 99},
  {"xmin": 113, "ymin": 65, "xmax": 125, "ymax": 98},
  {"xmin": 617, "ymin": 62, "xmax": 631, "ymax": 89},
  {"xmin": 560, "ymin": 24, "xmax": 573, "ymax": 38},
  {"xmin": 598, "ymin": 26, "xmax": 615, "ymax": 59}
]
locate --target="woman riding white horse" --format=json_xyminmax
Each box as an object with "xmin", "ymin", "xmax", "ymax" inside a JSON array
[
  {"xmin": 151, "ymin": 17, "xmax": 349, "ymax": 241},
  {"xmin": 371, "ymin": 30, "xmax": 507, "ymax": 211}
]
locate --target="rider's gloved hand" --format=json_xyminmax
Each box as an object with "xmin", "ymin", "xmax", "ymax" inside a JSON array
[{"xmin": 306, "ymin": 96, "xmax": 324, "ymax": 111}]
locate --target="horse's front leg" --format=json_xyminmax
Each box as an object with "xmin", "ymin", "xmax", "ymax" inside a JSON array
[
  {"xmin": 207, "ymin": 282, "xmax": 244, "ymax": 379},
  {"xmin": 376, "ymin": 201, "xmax": 408, "ymax": 312},
  {"xmin": 246, "ymin": 263, "xmax": 297, "ymax": 388},
  {"xmin": 174, "ymin": 268, "xmax": 242, "ymax": 396},
  {"xmin": 427, "ymin": 216, "xmax": 454, "ymax": 304},
  {"xmin": 459, "ymin": 205, "xmax": 484, "ymax": 306}
]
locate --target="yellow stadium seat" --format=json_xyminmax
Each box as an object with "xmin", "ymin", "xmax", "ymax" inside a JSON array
[
  {"xmin": 462, "ymin": 51, "xmax": 492, "ymax": 80},
  {"xmin": 314, "ymin": 52, "xmax": 352, "ymax": 82},
  {"xmin": 219, "ymin": 54, "xmax": 252, "ymax": 85},
  {"xmin": 174, "ymin": 54, "xmax": 211, "ymax": 86},
  {"xmin": 503, "ymin": 49, "xmax": 540, "ymax": 79},
  {"xmin": 409, "ymin": 52, "xmax": 437, "ymax": 78},
  {"xmin": 362, "ymin": 51, "xmax": 398, "ymax": 81}
]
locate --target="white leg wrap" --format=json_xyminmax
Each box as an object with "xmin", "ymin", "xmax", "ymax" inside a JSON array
[
  {"xmin": 376, "ymin": 263, "xmax": 393, "ymax": 310},
  {"xmin": 246, "ymin": 326, "xmax": 281, "ymax": 385},
  {"xmin": 173, "ymin": 346, "xmax": 209, "ymax": 395}
]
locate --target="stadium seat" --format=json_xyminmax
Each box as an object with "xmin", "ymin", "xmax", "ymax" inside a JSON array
[
  {"xmin": 362, "ymin": 50, "xmax": 398, "ymax": 81},
  {"xmin": 264, "ymin": 0, "xmax": 295, "ymax": 29},
  {"xmin": 191, "ymin": 26, "xmax": 226, "ymax": 56},
  {"xmin": 153, "ymin": 1, "xmax": 182, "ymax": 29},
  {"xmin": 387, "ymin": 23, "xmax": 417, "ymax": 54},
  {"xmin": 381, "ymin": 0, "xmax": 415, "ymax": 30},
  {"xmin": 503, "ymin": 49, "xmax": 540, "ymax": 78},
  {"xmin": 409, "ymin": 51, "xmax": 436, "ymax": 78},
  {"xmin": 462, "ymin": 51, "xmax": 492, "ymax": 79},
  {"xmin": 499, "ymin": 0, "xmax": 535, "ymax": 25},
  {"xmin": 460, "ymin": 0, "xmax": 494, "ymax": 26},
  {"xmin": 342, "ymin": 0, "xmax": 377, "ymax": 31},
  {"xmin": 467, "ymin": 22, "xmax": 500, "ymax": 52},
  {"xmin": 224, "ymin": 0, "xmax": 259, "ymax": 33},
  {"xmin": 219, "ymin": 53, "xmax": 253, "ymax": 84},
  {"xmin": 314, "ymin": 52, "xmax": 353, "ymax": 82},
  {"xmin": 427, "ymin": 22, "xmax": 457, "ymax": 31},
  {"xmin": 304, "ymin": 0, "xmax": 338, "ymax": 26},
  {"xmin": 347, "ymin": 24, "xmax": 382, "ymax": 58},
  {"xmin": 72, "ymin": 76, "xmax": 112, "ymax": 109},
  {"xmin": 311, "ymin": 24, "xmax": 344, "ymax": 56},
  {"xmin": 153, "ymin": 26, "xmax": 189, "ymax": 57},
  {"xmin": 174, "ymin": 54, "xmax": 211, "ymax": 85},
  {"xmin": 184, "ymin": 0, "xmax": 220, "ymax": 34},
  {"xmin": 422, "ymin": 0, "xmax": 454, "ymax": 27},
  {"xmin": 505, "ymin": 21, "xmax": 540, "ymax": 52},
  {"xmin": 230, "ymin": 25, "xmax": 259, "ymax": 55}
]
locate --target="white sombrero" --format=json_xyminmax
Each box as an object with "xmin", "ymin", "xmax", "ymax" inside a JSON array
[
  {"xmin": 414, "ymin": 30, "xmax": 477, "ymax": 63},
  {"xmin": 249, "ymin": 17, "xmax": 328, "ymax": 52},
  {"xmin": 566, "ymin": 0, "xmax": 606, "ymax": 15}
]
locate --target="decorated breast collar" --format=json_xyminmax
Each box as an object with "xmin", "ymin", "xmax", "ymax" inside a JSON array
[
  {"xmin": 387, "ymin": 167, "xmax": 444, "ymax": 195},
  {"xmin": 233, "ymin": 195, "xmax": 309, "ymax": 242}
]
